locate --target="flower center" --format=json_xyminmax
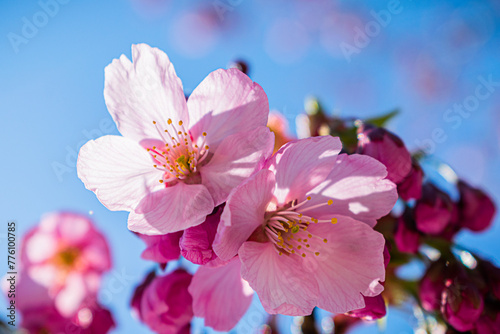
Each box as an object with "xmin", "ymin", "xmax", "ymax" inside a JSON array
[
  {"xmin": 147, "ymin": 119, "xmax": 210, "ymax": 184},
  {"xmin": 264, "ymin": 196, "xmax": 337, "ymax": 258},
  {"xmin": 54, "ymin": 247, "xmax": 80, "ymax": 268}
]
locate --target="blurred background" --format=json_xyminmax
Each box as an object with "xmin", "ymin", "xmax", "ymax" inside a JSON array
[{"xmin": 1, "ymin": 0, "xmax": 500, "ymax": 333}]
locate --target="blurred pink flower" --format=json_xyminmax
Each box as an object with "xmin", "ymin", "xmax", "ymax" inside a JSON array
[
  {"xmin": 20, "ymin": 212, "xmax": 111, "ymax": 317},
  {"xmin": 131, "ymin": 269, "xmax": 193, "ymax": 333},
  {"xmin": 78, "ymin": 44, "xmax": 274, "ymax": 235},
  {"xmin": 213, "ymin": 136, "xmax": 397, "ymax": 315},
  {"xmin": 267, "ymin": 111, "xmax": 294, "ymax": 153},
  {"xmin": 20, "ymin": 302, "xmax": 115, "ymax": 334}
]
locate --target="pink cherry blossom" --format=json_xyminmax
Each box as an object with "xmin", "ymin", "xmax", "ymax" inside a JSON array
[
  {"xmin": 213, "ymin": 136, "xmax": 397, "ymax": 317},
  {"xmin": 19, "ymin": 212, "xmax": 111, "ymax": 318},
  {"xmin": 132, "ymin": 269, "xmax": 193, "ymax": 333},
  {"xmin": 77, "ymin": 44, "xmax": 274, "ymax": 235}
]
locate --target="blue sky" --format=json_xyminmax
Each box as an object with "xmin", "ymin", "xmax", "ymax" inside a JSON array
[{"xmin": 1, "ymin": 0, "xmax": 500, "ymax": 333}]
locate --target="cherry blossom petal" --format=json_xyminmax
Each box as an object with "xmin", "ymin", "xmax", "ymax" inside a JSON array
[
  {"xmin": 189, "ymin": 259, "xmax": 253, "ymax": 331},
  {"xmin": 306, "ymin": 153, "xmax": 397, "ymax": 227},
  {"xmin": 104, "ymin": 44, "xmax": 188, "ymax": 141},
  {"xmin": 239, "ymin": 241, "xmax": 318, "ymax": 315},
  {"xmin": 138, "ymin": 232, "xmax": 183, "ymax": 263},
  {"xmin": 77, "ymin": 135, "xmax": 164, "ymax": 211},
  {"xmin": 54, "ymin": 273, "xmax": 87, "ymax": 317},
  {"xmin": 213, "ymin": 170, "xmax": 276, "ymax": 261},
  {"xmin": 180, "ymin": 207, "xmax": 222, "ymax": 265},
  {"xmin": 128, "ymin": 183, "xmax": 214, "ymax": 234},
  {"xmin": 187, "ymin": 68, "xmax": 269, "ymax": 151},
  {"xmin": 269, "ymin": 136, "xmax": 341, "ymax": 205},
  {"xmin": 306, "ymin": 216, "xmax": 386, "ymax": 313},
  {"xmin": 200, "ymin": 126, "xmax": 274, "ymax": 206}
]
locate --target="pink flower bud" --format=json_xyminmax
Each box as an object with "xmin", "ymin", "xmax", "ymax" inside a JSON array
[
  {"xmin": 394, "ymin": 207, "xmax": 421, "ymax": 254},
  {"xmin": 414, "ymin": 183, "xmax": 453, "ymax": 235},
  {"xmin": 419, "ymin": 259, "xmax": 448, "ymax": 312},
  {"xmin": 397, "ymin": 158, "xmax": 424, "ymax": 201},
  {"xmin": 132, "ymin": 269, "xmax": 194, "ymax": 333},
  {"xmin": 457, "ymin": 180, "xmax": 496, "ymax": 232},
  {"xmin": 441, "ymin": 275, "xmax": 484, "ymax": 332},
  {"xmin": 356, "ymin": 124, "xmax": 412, "ymax": 184}
]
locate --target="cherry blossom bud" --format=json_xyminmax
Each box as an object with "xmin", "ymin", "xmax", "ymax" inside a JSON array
[
  {"xmin": 414, "ymin": 183, "xmax": 454, "ymax": 235},
  {"xmin": 132, "ymin": 269, "xmax": 193, "ymax": 333},
  {"xmin": 394, "ymin": 207, "xmax": 421, "ymax": 254},
  {"xmin": 457, "ymin": 180, "xmax": 496, "ymax": 232},
  {"xmin": 441, "ymin": 275, "xmax": 484, "ymax": 332},
  {"xmin": 397, "ymin": 158, "xmax": 424, "ymax": 201},
  {"xmin": 356, "ymin": 124, "xmax": 412, "ymax": 184},
  {"xmin": 419, "ymin": 259, "xmax": 448, "ymax": 312}
]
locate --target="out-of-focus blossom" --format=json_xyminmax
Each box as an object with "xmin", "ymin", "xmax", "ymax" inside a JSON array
[
  {"xmin": 20, "ymin": 212, "xmax": 111, "ymax": 317},
  {"xmin": 441, "ymin": 275, "xmax": 484, "ymax": 332},
  {"xmin": 414, "ymin": 183, "xmax": 454, "ymax": 235},
  {"xmin": 131, "ymin": 270, "xmax": 157, "ymax": 320},
  {"xmin": 77, "ymin": 44, "xmax": 274, "ymax": 235},
  {"xmin": 132, "ymin": 269, "xmax": 193, "ymax": 333},
  {"xmin": 397, "ymin": 158, "xmax": 424, "ymax": 201},
  {"xmin": 267, "ymin": 111, "xmax": 294, "ymax": 153},
  {"xmin": 20, "ymin": 306, "xmax": 71, "ymax": 334},
  {"xmin": 73, "ymin": 302, "xmax": 116, "ymax": 334},
  {"xmin": 457, "ymin": 180, "xmax": 496, "ymax": 232},
  {"xmin": 214, "ymin": 136, "xmax": 397, "ymax": 315},
  {"xmin": 188, "ymin": 258, "xmax": 253, "ymax": 331},
  {"xmin": 356, "ymin": 124, "xmax": 412, "ymax": 184},
  {"xmin": 21, "ymin": 302, "xmax": 115, "ymax": 334},
  {"xmin": 394, "ymin": 207, "xmax": 421, "ymax": 254}
]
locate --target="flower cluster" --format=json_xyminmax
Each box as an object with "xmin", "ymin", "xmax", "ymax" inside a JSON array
[
  {"xmin": 300, "ymin": 101, "xmax": 498, "ymax": 333},
  {"xmin": 8, "ymin": 43, "xmax": 487, "ymax": 334},
  {"xmin": 3, "ymin": 212, "xmax": 115, "ymax": 334},
  {"xmin": 74, "ymin": 44, "xmax": 402, "ymax": 333}
]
